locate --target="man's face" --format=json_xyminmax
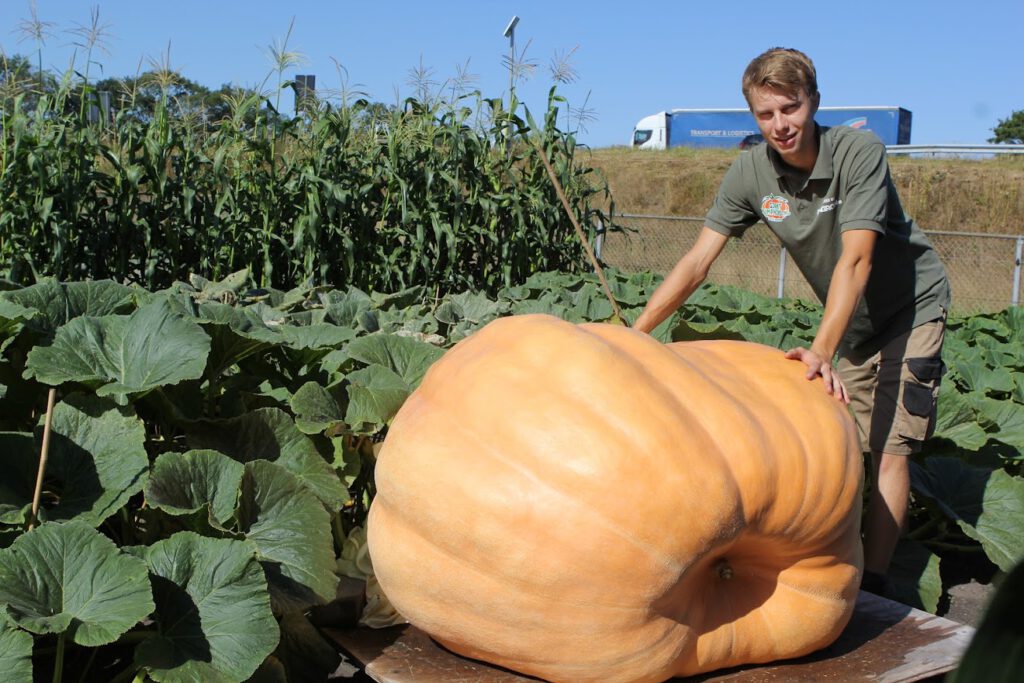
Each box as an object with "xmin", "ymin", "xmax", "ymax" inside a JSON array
[{"xmin": 748, "ymin": 86, "xmax": 820, "ymax": 172}]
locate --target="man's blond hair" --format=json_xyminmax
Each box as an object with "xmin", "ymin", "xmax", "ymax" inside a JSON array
[{"xmin": 742, "ymin": 48, "xmax": 818, "ymax": 105}]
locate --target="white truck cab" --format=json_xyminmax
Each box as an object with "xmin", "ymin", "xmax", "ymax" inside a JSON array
[{"xmin": 631, "ymin": 112, "xmax": 668, "ymax": 150}]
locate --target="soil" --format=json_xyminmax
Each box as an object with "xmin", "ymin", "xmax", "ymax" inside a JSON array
[{"xmin": 942, "ymin": 580, "xmax": 995, "ymax": 627}]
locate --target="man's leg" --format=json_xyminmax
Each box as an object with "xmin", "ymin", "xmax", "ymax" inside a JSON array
[
  {"xmin": 863, "ymin": 450, "xmax": 910, "ymax": 576},
  {"xmin": 858, "ymin": 314, "xmax": 946, "ymax": 587}
]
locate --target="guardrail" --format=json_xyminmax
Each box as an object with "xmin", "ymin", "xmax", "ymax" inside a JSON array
[{"xmin": 887, "ymin": 144, "xmax": 1024, "ymax": 156}]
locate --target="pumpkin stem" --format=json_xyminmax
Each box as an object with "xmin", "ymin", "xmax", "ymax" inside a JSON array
[{"xmin": 715, "ymin": 559, "xmax": 734, "ymax": 580}]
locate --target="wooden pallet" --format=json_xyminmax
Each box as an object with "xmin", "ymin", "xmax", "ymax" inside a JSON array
[{"xmin": 323, "ymin": 591, "xmax": 975, "ymax": 683}]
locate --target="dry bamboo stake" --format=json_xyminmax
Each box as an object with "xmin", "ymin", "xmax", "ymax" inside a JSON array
[
  {"xmin": 28, "ymin": 387, "xmax": 57, "ymax": 531},
  {"xmin": 532, "ymin": 139, "xmax": 625, "ymax": 325}
]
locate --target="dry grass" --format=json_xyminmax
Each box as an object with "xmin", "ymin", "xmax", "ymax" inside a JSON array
[{"xmin": 582, "ymin": 146, "xmax": 1024, "ymax": 234}]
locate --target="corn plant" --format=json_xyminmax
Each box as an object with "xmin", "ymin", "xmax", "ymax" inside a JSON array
[{"xmin": 0, "ymin": 50, "xmax": 611, "ymax": 296}]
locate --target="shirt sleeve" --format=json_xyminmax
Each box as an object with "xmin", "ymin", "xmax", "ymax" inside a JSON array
[
  {"xmin": 704, "ymin": 156, "xmax": 759, "ymax": 237},
  {"xmin": 838, "ymin": 137, "xmax": 889, "ymax": 234}
]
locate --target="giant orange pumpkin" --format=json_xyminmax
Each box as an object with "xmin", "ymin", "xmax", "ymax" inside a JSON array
[{"xmin": 367, "ymin": 314, "xmax": 863, "ymax": 683}]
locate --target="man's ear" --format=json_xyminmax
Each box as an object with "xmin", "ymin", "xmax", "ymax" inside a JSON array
[{"xmin": 810, "ymin": 91, "xmax": 821, "ymax": 114}]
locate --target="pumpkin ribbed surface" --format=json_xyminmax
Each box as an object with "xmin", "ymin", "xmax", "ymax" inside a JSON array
[{"xmin": 367, "ymin": 314, "xmax": 863, "ymax": 683}]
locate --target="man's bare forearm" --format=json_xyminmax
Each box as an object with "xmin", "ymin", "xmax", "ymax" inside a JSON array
[
  {"xmin": 633, "ymin": 227, "xmax": 730, "ymax": 334},
  {"xmin": 633, "ymin": 263, "xmax": 705, "ymax": 333},
  {"xmin": 812, "ymin": 233, "xmax": 875, "ymax": 360}
]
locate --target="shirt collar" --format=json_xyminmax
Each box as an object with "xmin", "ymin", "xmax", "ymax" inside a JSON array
[{"xmin": 767, "ymin": 124, "xmax": 833, "ymax": 181}]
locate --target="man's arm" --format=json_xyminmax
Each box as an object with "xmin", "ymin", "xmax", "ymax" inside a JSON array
[
  {"xmin": 785, "ymin": 228, "xmax": 877, "ymax": 402},
  {"xmin": 633, "ymin": 227, "xmax": 730, "ymax": 334}
]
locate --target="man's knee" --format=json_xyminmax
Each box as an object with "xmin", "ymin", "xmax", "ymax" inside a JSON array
[{"xmin": 874, "ymin": 451, "xmax": 909, "ymax": 477}]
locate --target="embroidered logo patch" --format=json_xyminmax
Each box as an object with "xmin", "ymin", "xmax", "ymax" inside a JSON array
[
  {"xmin": 761, "ymin": 194, "xmax": 791, "ymax": 222},
  {"xmin": 817, "ymin": 197, "xmax": 842, "ymax": 214}
]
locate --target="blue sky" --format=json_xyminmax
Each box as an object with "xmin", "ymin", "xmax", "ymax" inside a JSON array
[{"xmin": 2, "ymin": 1, "xmax": 1021, "ymax": 148}]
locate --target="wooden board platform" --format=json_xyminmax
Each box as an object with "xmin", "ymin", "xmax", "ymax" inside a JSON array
[{"xmin": 324, "ymin": 591, "xmax": 975, "ymax": 683}]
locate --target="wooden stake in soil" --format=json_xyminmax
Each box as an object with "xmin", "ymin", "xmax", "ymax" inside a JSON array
[
  {"xmin": 532, "ymin": 139, "xmax": 625, "ymax": 325},
  {"xmin": 28, "ymin": 387, "xmax": 57, "ymax": 531}
]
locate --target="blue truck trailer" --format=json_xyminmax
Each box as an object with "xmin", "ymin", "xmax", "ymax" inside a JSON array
[{"xmin": 632, "ymin": 107, "xmax": 912, "ymax": 149}]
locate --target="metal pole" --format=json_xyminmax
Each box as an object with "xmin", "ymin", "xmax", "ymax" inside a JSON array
[
  {"xmin": 593, "ymin": 217, "xmax": 605, "ymax": 264},
  {"xmin": 777, "ymin": 246, "xmax": 787, "ymax": 299},
  {"xmin": 1012, "ymin": 236, "xmax": 1023, "ymax": 307},
  {"xmin": 508, "ymin": 30, "xmax": 515, "ymax": 101},
  {"xmin": 502, "ymin": 16, "xmax": 519, "ymax": 158}
]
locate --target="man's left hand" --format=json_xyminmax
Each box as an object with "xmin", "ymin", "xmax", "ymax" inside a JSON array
[{"xmin": 785, "ymin": 347, "xmax": 850, "ymax": 404}]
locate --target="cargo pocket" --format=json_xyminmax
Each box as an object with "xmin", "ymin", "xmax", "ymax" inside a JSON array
[{"xmin": 898, "ymin": 357, "xmax": 945, "ymax": 440}]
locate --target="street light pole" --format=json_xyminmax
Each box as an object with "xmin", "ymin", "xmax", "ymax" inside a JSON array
[
  {"xmin": 503, "ymin": 15, "xmax": 520, "ymax": 155},
  {"xmin": 503, "ymin": 15, "xmax": 519, "ymax": 103}
]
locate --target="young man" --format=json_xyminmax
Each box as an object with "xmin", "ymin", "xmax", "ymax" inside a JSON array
[{"xmin": 632, "ymin": 48, "xmax": 950, "ymax": 593}]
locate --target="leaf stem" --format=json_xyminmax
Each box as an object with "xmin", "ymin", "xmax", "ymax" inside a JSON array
[
  {"xmin": 107, "ymin": 663, "xmax": 143, "ymax": 683},
  {"xmin": 332, "ymin": 510, "xmax": 346, "ymax": 554},
  {"xmin": 908, "ymin": 515, "xmax": 943, "ymax": 541},
  {"xmin": 76, "ymin": 647, "xmax": 99, "ymax": 683},
  {"xmin": 52, "ymin": 632, "xmax": 65, "ymax": 683},
  {"xmin": 923, "ymin": 540, "xmax": 986, "ymax": 553}
]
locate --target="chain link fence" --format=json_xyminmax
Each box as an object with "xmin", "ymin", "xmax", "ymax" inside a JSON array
[{"xmin": 598, "ymin": 214, "xmax": 1024, "ymax": 315}]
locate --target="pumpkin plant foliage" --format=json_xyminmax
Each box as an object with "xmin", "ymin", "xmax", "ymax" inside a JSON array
[{"xmin": 0, "ymin": 269, "xmax": 1018, "ymax": 681}]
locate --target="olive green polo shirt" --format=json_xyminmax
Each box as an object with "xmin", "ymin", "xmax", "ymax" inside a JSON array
[{"xmin": 704, "ymin": 124, "xmax": 951, "ymax": 360}]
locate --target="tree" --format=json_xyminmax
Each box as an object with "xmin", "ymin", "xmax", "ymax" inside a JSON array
[
  {"xmin": 1, "ymin": 52, "xmax": 60, "ymax": 115},
  {"xmin": 89, "ymin": 73, "xmax": 267, "ymax": 129},
  {"xmin": 989, "ymin": 110, "xmax": 1024, "ymax": 144}
]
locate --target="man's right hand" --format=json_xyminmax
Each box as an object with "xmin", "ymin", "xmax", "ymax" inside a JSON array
[{"xmin": 784, "ymin": 346, "xmax": 850, "ymax": 404}]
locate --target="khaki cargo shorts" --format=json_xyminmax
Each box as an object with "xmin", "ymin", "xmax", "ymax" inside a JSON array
[{"xmin": 837, "ymin": 313, "xmax": 947, "ymax": 455}]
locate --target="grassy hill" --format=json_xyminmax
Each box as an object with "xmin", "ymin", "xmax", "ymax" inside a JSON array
[{"xmin": 584, "ymin": 147, "xmax": 1024, "ymax": 235}]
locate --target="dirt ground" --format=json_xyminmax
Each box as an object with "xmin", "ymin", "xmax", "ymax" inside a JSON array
[{"xmin": 943, "ymin": 580, "xmax": 994, "ymax": 626}]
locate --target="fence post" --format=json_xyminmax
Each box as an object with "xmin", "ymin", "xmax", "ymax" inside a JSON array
[
  {"xmin": 593, "ymin": 217, "xmax": 605, "ymax": 264},
  {"xmin": 777, "ymin": 246, "xmax": 787, "ymax": 299},
  {"xmin": 1013, "ymin": 236, "xmax": 1023, "ymax": 307}
]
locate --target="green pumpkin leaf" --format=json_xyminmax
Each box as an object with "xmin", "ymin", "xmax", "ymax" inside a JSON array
[
  {"xmin": 163, "ymin": 295, "xmax": 282, "ymax": 379},
  {"xmin": 344, "ymin": 365, "xmax": 410, "ymax": 430},
  {"xmin": 0, "ymin": 617, "xmax": 33, "ymax": 683},
  {"xmin": 184, "ymin": 268, "xmax": 250, "ymax": 303},
  {"xmin": 135, "ymin": 532, "xmax": 278, "ymax": 683},
  {"xmin": 911, "ymin": 458, "xmax": 1024, "ymax": 572},
  {"xmin": 436, "ymin": 291, "xmax": 506, "ymax": 325},
  {"xmin": 185, "ymin": 408, "xmax": 346, "ymax": 508},
  {"xmin": 971, "ymin": 396, "xmax": 1024, "ymax": 452},
  {"xmin": 0, "ymin": 298, "xmax": 37, "ymax": 325},
  {"xmin": 369, "ymin": 285, "xmax": 425, "ymax": 311},
  {"xmin": 0, "ymin": 521, "xmax": 153, "ymax": 646},
  {"xmin": 278, "ymin": 322, "xmax": 357, "ymax": 351},
  {"xmin": 25, "ymin": 299, "xmax": 211, "ymax": 403},
  {"xmin": 958, "ymin": 470, "xmax": 1024, "ymax": 572},
  {"xmin": 933, "ymin": 390, "xmax": 990, "ymax": 450},
  {"xmin": 320, "ymin": 288, "xmax": 372, "ymax": 327},
  {"xmin": 345, "ymin": 333, "xmax": 444, "ymax": 388},
  {"xmin": 0, "ymin": 299, "xmax": 36, "ymax": 349},
  {"xmin": 289, "ymin": 381, "xmax": 344, "ymax": 434},
  {"xmin": 247, "ymin": 656, "xmax": 287, "ymax": 682},
  {"xmin": 145, "ymin": 450, "xmax": 244, "ymax": 525},
  {"xmin": 509, "ymin": 295, "xmax": 568, "ymax": 318},
  {"xmin": 0, "ymin": 279, "xmax": 137, "ymax": 338},
  {"xmin": 564, "ymin": 283, "xmax": 615, "ymax": 323},
  {"xmin": 949, "ymin": 355, "xmax": 1016, "ymax": 395},
  {"xmin": 887, "ymin": 538, "xmax": 943, "ymax": 612},
  {"xmin": 237, "ymin": 461, "xmax": 338, "ymax": 613},
  {"xmin": 0, "ymin": 395, "xmax": 148, "ymax": 526},
  {"xmin": 0, "ymin": 433, "xmax": 35, "ymax": 525},
  {"xmin": 272, "ymin": 612, "xmax": 342, "ymax": 682}
]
